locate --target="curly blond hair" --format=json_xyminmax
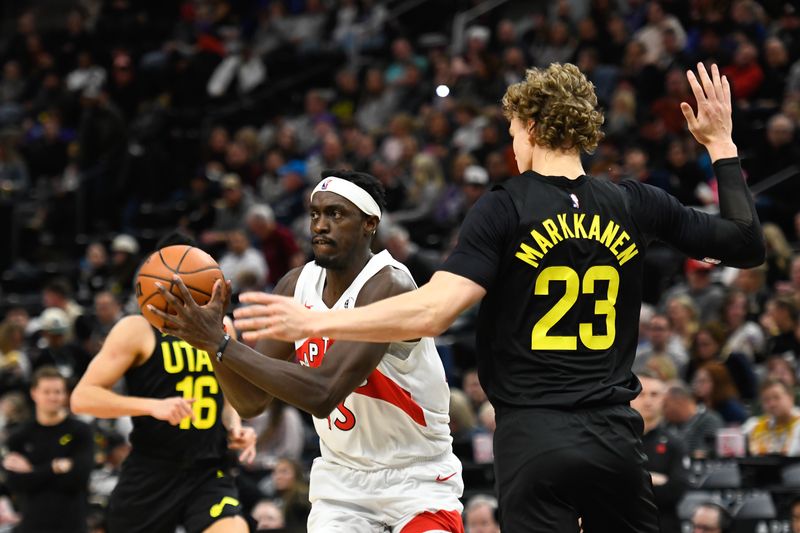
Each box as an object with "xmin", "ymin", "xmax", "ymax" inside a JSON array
[{"xmin": 502, "ymin": 63, "xmax": 604, "ymax": 153}]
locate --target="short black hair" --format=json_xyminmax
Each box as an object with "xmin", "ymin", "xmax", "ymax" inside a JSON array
[
  {"xmin": 155, "ymin": 229, "xmax": 197, "ymax": 250},
  {"xmin": 321, "ymin": 169, "xmax": 387, "ymax": 215}
]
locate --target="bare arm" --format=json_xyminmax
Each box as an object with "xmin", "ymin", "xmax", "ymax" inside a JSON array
[
  {"xmin": 71, "ymin": 316, "xmax": 194, "ymax": 425},
  {"xmin": 234, "ymin": 270, "xmax": 486, "ymax": 343}
]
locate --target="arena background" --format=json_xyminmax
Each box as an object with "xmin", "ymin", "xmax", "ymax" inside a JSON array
[{"xmin": 0, "ymin": 0, "xmax": 799, "ymax": 531}]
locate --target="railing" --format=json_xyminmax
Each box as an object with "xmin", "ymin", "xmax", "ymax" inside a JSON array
[{"xmin": 451, "ymin": 0, "xmax": 513, "ymax": 55}]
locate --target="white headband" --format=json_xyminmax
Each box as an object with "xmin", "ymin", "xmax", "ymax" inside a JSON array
[{"xmin": 311, "ymin": 177, "xmax": 382, "ymax": 220}]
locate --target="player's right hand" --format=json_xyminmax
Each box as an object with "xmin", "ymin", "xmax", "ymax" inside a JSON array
[{"xmin": 150, "ymin": 397, "xmax": 195, "ymax": 425}]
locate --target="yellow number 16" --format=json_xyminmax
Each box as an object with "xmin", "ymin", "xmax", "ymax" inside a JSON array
[{"xmin": 531, "ymin": 265, "xmax": 619, "ymax": 351}]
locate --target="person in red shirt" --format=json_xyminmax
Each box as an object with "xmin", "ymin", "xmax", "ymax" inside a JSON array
[{"xmin": 246, "ymin": 204, "xmax": 305, "ymax": 286}]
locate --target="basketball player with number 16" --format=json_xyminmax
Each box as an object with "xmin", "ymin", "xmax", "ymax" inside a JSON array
[
  {"xmin": 235, "ymin": 63, "xmax": 765, "ymax": 532},
  {"xmin": 152, "ymin": 170, "xmax": 464, "ymax": 532}
]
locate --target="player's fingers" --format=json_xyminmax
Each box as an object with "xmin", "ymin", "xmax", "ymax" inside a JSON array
[
  {"xmin": 711, "ymin": 64, "xmax": 724, "ymax": 103},
  {"xmin": 233, "ymin": 316, "xmax": 273, "ymax": 332},
  {"xmin": 242, "ymin": 328, "xmax": 276, "ymax": 342},
  {"xmin": 148, "ymin": 305, "xmax": 178, "ymax": 322},
  {"xmin": 686, "ymin": 69, "xmax": 706, "ymax": 105},
  {"xmin": 721, "ymin": 75, "xmax": 732, "ymax": 109},
  {"xmin": 240, "ymin": 447, "xmax": 256, "ymax": 464},
  {"xmin": 233, "ymin": 304, "xmax": 273, "ymax": 319},
  {"xmin": 155, "ymin": 282, "xmax": 183, "ymax": 308},
  {"xmin": 239, "ymin": 292, "xmax": 284, "ymax": 305},
  {"xmin": 173, "ymin": 276, "xmax": 196, "ymax": 307},
  {"xmin": 697, "ymin": 62, "xmax": 716, "ymax": 103},
  {"xmin": 680, "ymin": 102, "xmax": 698, "ymax": 131}
]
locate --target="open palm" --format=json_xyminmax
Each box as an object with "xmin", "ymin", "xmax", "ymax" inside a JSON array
[{"xmin": 680, "ymin": 63, "xmax": 733, "ymax": 148}]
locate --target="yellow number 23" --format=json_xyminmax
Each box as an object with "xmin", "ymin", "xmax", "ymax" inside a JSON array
[{"xmin": 531, "ymin": 265, "xmax": 619, "ymax": 351}]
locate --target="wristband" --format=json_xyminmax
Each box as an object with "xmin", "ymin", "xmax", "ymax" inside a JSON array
[{"xmin": 216, "ymin": 333, "xmax": 231, "ymax": 362}]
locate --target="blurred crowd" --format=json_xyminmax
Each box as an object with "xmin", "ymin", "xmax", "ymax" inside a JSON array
[{"xmin": 0, "ymin": 0, "xmax": 799, "ymax": 531}]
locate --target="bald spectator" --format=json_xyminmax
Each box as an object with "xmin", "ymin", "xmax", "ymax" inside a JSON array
[
  {"xmin": 201, "ymin": 173, "xmax": 255, "ymax": 249},
  {"xmin": 663, "ymin": 381, "xmax": 723, "ymax": 459},
  {"xmin": 218, "ymin": 228, "xmax": 269, "ymax": 293},
  {"xmin": 246, "ymin": 204, "xmax": 305, "ymax": 287}
]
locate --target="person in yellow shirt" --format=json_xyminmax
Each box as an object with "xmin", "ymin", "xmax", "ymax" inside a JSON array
[{"xmin": 743, "ymin": 378, "xmax": 800, "ymax": 456}]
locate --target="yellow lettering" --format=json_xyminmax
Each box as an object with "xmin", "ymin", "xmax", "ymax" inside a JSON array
[
  {"xmin": 196, "ymin": 350, "xmax": 213, "ymax": 372},
  {"xmin": 557, "ymin": 213, "xmax": 575, "ymax": 239},
  {"xmin": 515, "ymin": 243, "xmax": 542, "ymax": 268},
  {"xmin": 541, "ymin": 219, "xmax": 563, "ymax": 245},
  {"xmin": 587, "ymin": 215, "xmax": 601, "ymax": 240},
  {"xmin": 616, "ymin": 244, "xmax": 639, "ymax": 265},
  {"xmin": 181, "ymin": 341, "xmax": 196, "ymax": 372},
  {"xmin": 573, "ymin": 214, "xmax": 588, "ymax": 238},
  {"xmin": 162, "ymin": 342, "xmax": 183, "ymax": 374},
  {"xmin": 599, "ymin": 220, "xmax": 620, "ymax": 248},
  {"xmin": 610, "ymin": 231, "xmax": 630, "ymax": 255},
  {"xmin": 531, "ymin": 230, "xmax": 553, "ymax": 254}
]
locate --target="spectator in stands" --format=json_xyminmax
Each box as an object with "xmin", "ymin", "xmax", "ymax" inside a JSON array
[
  {"xmin": 663, "ymin": 381, "xmax": 724, "ymax": 459},
  {"xmin": 792, "ymin": 496, "xmax": 800, "ymax": 533},
  {"xmin": 30, "ymin": 308, "xmax": 91, "ymax": 384},
  {"xmin": 77, "ymin": 242, "xmax": 110, "ymax": 302},
  {"xmin": 685, "ymin": 323, "xmax": 757, "ymax": 401},
  {"xmin": 246, "ymin": 204, "xmax": 305, "ymax": 287},
  {"xmin": 449, "ymin": 387, "xmax": 478, "ymax": 446},
  {"xmin": 464, "ymin": 494, "xmax": 500, "ymax": 533},
  {"xmin": 743, "ymin": 378, "xmax": 800, "ymax": 456},
  {"xmin": 635, "ymin": 313, "xmax": 688, "ymax": 376},
  {"xmin": 723, "ymin": 40, "xmax": 765, "ymax": 102},
  {"xmin": 3, "ymin": 367, "xmax": 93, "ymax": 533},
  {"xmin": 219, "ymin": 228, "xmax": 269, "ymax": 294},
  {"xmin": 721, "ymin": 289, "xmax": 765, "ymax": 361},
  {"xmin": 765, "ymin": 356, "xmax": 800, "ymax": 406},
  {"xmin": 691, "ymin": 502, "xmax": 733, "ymax": 533},
  {"xmin": 251, "ymin": 499, "xmax": 285, "ymax": 531},
  {"xmin": 631, "ymin": 371, "xmax": 688, "ymax": 533},
  {"xmin": 666, "ymin": 294, "xmax": 700, "ymax": 353},
  {"xmin": 41, "ymin": 278, "xmax": 83, "ymax": 337},
  {"xmin": 201, "ymin": 173, "xmax": 255, "ymax": 250},
  {"xmin": 661, "ymin": 259, "xmax": 726, "ymax": 324},
  {"xmin": 732, "ymin": 265, "xmax": 770, "ymax": 321},
  {"xmin": 247, "ymin": 399, "xmax": 305, "ymax": 469},
  {"xmin": 633, "ymin": 1, "xmax": 687, "ymax": 66},
  {"xmin": 266, "ymin": 457, "xmax": 310, "ymax": 533},
  {"xmin": 107, "ymin": 234, "xmax": 140, "ymax": 299},
  {"xmin": 86, "ymin": 291, "xmax": 122, "ymax": 353},
  {"xmin": 0, "ymin": 320, "xmax": 28, "ymax": 395},
  {"xmin": 761, "ymin": 295, "xmax": 800, "ymax": 358},
  {"xmin": 0, "ymin": 136, "xmax": 29, "ymax": 197},
  {"xmin": 381, "ymin": 223, "xmax": 438, "ymax": 286},
  {"xmin": 691, "ymin": 362, "xmax": 748, "ymax": 424}
]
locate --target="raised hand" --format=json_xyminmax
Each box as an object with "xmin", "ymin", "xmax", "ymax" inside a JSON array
[
  {"xmin": 680, "ymin": 63, "xmax": 738, "ymax": 161},
  {"xmin": 233, "ymin": 292, "xmax": 315, "ymax": 342},
  {"xmin": 150, "ymin": 397, "xmax": 195, "ymax": 426}
]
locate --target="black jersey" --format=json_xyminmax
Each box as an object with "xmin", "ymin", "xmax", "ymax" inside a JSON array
[
  {"xmin": 125, "ymin": 329, "xmax": 227, "ymax": 464},
  {"xmin": 441, "ymin": 160, "xmax": 763, "ymax": 410},
  {"xmin": 477, "ymin": 172, "xmax": 646, "ymax": 408}
]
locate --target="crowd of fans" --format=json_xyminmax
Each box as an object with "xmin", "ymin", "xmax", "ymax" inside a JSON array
[{"xmin": 0, "ymin": 0, "xmax": 799, "ymax": 531}]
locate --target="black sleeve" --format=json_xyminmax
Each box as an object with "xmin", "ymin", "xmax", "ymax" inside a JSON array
[
  {"xmin": 439, "ymin": 188, "xmax": 517, "ymax": 290},
  {"xmin": 620, "ymin": 157, "xmax": 765, "ymax": 268}
]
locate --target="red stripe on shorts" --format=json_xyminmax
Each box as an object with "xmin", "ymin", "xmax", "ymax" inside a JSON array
[{"xmin": 400, "ymin": 510, "xmax": 464, "ymax": 533}]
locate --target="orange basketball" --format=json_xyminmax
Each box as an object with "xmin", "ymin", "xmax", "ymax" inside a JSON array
[{"xmin": 135, "ymin": 245, "xmax": 224, "ymax": 329}]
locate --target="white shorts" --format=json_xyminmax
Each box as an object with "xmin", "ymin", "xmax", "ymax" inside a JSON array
[{"xmin": 307, "ymin": 452, "xmax": 464, "ymax": 533}]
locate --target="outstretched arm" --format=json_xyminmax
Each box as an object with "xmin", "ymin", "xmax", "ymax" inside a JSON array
[
  {"xmin": 71, "ymin": 316, "xmax": 195, "ymax": 425},
  {"xmin": 233, "ymin": 270, "xmax": 486, "ymax": 343}
]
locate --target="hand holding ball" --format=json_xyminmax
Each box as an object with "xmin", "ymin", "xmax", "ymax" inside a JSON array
[{"xmin": 136, "ymin": 245, "xmax": 223, "ymax": 329}]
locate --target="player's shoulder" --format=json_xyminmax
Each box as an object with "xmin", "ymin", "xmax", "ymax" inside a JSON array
[
  {"xmin": 358, "ymin": 264, "xmax": 415, "ymax": 305},
  {"xmin": 112, "ymin": 314, "xmax": 154, "ymax": 335}
]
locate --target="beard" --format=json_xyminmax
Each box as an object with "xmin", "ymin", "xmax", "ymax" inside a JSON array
[{"xmin": 313, "ymin": 253, "xmax": 347, "ymax": 270}]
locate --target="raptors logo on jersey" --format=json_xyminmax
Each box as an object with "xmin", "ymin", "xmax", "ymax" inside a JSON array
[{"xmin": 293, "ymin": 251, "xmax": 453, "ymax": 469}]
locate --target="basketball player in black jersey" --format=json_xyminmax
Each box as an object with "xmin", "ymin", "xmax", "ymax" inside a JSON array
[
  {"xmin": 71, "ymin": 314, "xmax": 256, "ymax": 533},
  {"xmin": 234, "ymin": 63, "xmax": 765, "ymax": 532}
]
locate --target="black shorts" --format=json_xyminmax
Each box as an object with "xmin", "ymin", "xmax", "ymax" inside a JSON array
[
  {"xmin": 493, "ymin": 404, "xmax": 660, "ymax": 533},
  {"xmin": 108, "ymin": 456, "xmax": 243, "ymax": 533}
]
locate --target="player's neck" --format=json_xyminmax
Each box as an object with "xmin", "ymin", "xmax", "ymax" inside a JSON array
[
  {"xmin": 323, "ymin": 250, "xmax": 373, "ymax": 306},
  {"xmin": 529, "ymin": 146, "xmax": 585, "ymax": 180},
  {"xmin": 36, "ymin": 408, "xmax": 67, "ymax": 426}
]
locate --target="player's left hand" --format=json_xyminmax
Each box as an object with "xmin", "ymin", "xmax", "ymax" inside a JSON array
[
  {"xmin": 227, "ymin": 425, "xmax": 257, "ymax": 464},
  {"xmin": 150, "ymin": 277, "xmax": 228, "ymax": 353},
  {"xmin": 233, "ymin": 292, "xmax": 315, "ymax": 342}
]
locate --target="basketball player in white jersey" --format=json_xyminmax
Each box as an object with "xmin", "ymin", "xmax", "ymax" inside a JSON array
[{"xmin": 149, "ymin": 170, "xmax": 465, "ymax": 533}]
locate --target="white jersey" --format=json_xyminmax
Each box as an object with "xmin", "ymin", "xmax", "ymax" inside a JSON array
[{"xmin": 293, "ymin": 251, "xmax": 453, "ymax": 470}]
